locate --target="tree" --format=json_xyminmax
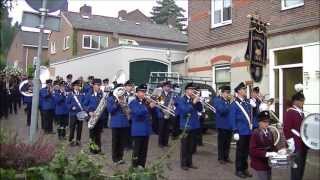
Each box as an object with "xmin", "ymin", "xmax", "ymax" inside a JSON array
[
  {"xmin": 150, "ymin": 0, "xmax": 187, "ymax": 31},
  {"xmin": 1, "ymin": 0, "xmax": 18, "ymax": 63}
]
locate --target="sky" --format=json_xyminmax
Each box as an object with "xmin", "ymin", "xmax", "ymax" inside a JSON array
[{"xmin": 8, "ymin": 0, "xmax": 188, "ymax": 27}]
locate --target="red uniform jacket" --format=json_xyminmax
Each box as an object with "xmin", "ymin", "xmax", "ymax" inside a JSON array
[
  {"xmin": 283, "ymin": 107, "xmax": 307, "ymax": 152},
  {"xmin": 250, "ymin": 128, "xmax": 276, "ymax": 171}
]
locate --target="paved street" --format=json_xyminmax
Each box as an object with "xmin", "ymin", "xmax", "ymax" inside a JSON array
[{"xmin": 1, "ymin": 108, "xmax": 319, "ymax": 180}]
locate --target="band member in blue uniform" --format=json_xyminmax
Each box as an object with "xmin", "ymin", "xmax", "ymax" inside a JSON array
[
  {"xmin": 250, "ymin": 86, "xmax": 261, "ymax": 129},
  {"xmin": 171, "ymin": 83, "xmax": 181, "ymax": 139},
  {"xmin": 53, "ymin": 81, "xmax": 68, "ymax": 140},
  {"xmin": 175, "ymin": 83, "xmax": 202, "ymax": 171},
  {"xmin": 158, "ymin": 81, "xmax": 173, "ymax": 148},
  {"xmin": 21, "ymin": 76, "xmax": 33, "ymax": 127},
  {"xmin": 250, "ymin": 111, "xmax": 277, "ymax": 180},
  {"xmin": 107, "ymin": 84, "xmax": 130, "ymax": 164},
  {"xmin": 39, "ymin": 79, "xmax": 55, "ymax": 134},
  {"xmin": 84, "ymin": 78, "xmax": 106, "ymax": 154},
  {"xmin": 65, "ymin": 74, "xmax": 73, "ymax": 93},
  {"xmin": 83, "ymin": 75, "xmax": 94, "ymax": 95},
  {"xmin": 213, "ymin": 85, "xmax": 233, "ymax": 164},
  {"xmin": 129, "ymin": 84, "xmax": 157, "ymax": 168},
  {"xmin": 230, "ymin": 82, "xmax": 253, "ymax": 178},
  {"xmin": 123, "ymin": 80, "xmax": 135, "ymax": 149},
  {"xmin": 283, "ymin": 91, "xmax": 307, "ymax": 180},
  {"xmin": 66, "ymin": 80, "xmax": 85, "ymax": 146}
]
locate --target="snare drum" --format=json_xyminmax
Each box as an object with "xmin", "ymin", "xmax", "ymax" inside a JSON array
[{"xmin": 268, "ymin": 153, "xmax": 294, "ymax": 169}]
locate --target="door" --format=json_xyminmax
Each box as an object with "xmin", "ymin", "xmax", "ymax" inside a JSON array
[
  {"xmin": 129, "ymin": 60, "xmax": 168, "ymax": 85},
  {"xmin": 282, "ymin": 67, "xmax": 303, "ymax": 116}
]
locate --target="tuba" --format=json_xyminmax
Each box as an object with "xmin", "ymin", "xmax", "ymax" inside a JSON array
[
  {"xmin": 19, "ymin": 66, "xmax": 50, "ymax": 97},
  {"xmin": 113, "ymin": 86, "xmax": 130, "ymax": 119}
]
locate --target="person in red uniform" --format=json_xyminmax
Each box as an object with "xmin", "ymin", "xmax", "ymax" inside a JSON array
[
  {"xmin": 250, "ymin": 111, "xmax": 277, "ymax": 180},
  {"xmin": 283, "ymin": 91, "xmax": 307, "ymax": 180}
]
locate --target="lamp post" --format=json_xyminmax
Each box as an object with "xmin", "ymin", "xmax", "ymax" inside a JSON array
[
  {"xmin": 29, "ymin": 0, "xmax": 47, "ymax": 142},
  {"xmin": 166, "ymin": 49, "xmax": 172, "ymax": 76}
]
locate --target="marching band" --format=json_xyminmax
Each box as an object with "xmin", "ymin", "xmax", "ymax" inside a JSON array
[{"xmin": 3, "ymin": 71, "xmax": 314, "ymax": 180}]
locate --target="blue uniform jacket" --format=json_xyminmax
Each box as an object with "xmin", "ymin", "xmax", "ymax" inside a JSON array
[
  {"xmin": 230, "ymin": 98, "xmax": 252, "ymax": 135},
  {"xmin": 52, "ymin": 90, "xmax": 68, "ymax": 115},
  {"xmin": 129, "ymin": 98, "xmax": 154, "ymax": 136},
  {"xmin": 83, "ymin": 83, "xmax": 93, "ymax": 95},
  {"xmin": 252, "ymin": 98, "xmax": 261, "ymax": 129},
  {"xmin": 107, "ymin": 95, "xmax": 129, "ymax": 128},
  {"xmin": 175, "ymin": 96, "xmax": 203, "ymax": 130},
  {"xmin": 39, "ymin": 87, "xmax": 54, "ymax": 111},
  {"xmin": 212, "ymin": 96, "xmax": 232, "ymax": 129},
  {"xmin": 83, "ymin": 91, "xmax": 107, "ymax": 128},
  {"xmin": 66, "ymin": 91, "xmax": 85, "ymax": 116}
]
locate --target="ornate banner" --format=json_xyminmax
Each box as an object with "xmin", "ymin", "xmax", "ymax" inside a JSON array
[{"xmin": 245, "ymin": 18, "xmax": 268, "ymax": 82}]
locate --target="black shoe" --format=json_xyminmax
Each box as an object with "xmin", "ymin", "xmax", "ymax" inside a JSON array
[
  {"xmin": 69, "ymin": 140, "xmax": 76, "ymax": 146},
  {"xmin": 76, "ymin": 140, "xmax": 81, "ymax": 146},
  {"xmin": 188, "ymin": 165, "xmax": 198, "ymax": 169},
  {"xmin": 235, "ymin": 171, "xmax": 247, "ymax": 179},
  {"xmin": 181, "ymin": 166, "xmax": 189, "ymax": 171},
  {"xmin": 219, "ymin": 160, "xmax": 226, "ymax": 165},
  {"xmin": 224, "ymin": 159, "xmax": 233, "ymax": 163},
  {"xmin": 243, "ymin": 170, "xmax": 252, "ymax": 177}
]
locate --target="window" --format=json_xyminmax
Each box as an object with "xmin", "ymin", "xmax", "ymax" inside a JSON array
[
  {"xmin": 215, "ymin": 64, "xmax": 231, "ymax": 90},
  {"xmin": 50, "ymin": 41, "xmax": 56, "ymax": 54},
  {"xmin": 82, "ymin": 35, "xmax": 108, "ymax": 49},
  {"xmin": 211, "ymin": 0, "xmax": 232, "ymax": 28},
  {"xmin": 119, "ymin": 38, "xmax": 139, "ymax": 45},
  {"xmin": 281, "ymin": 0, "xmax": 304, "ymax": 10},
  {"xmin": 63, "ymin": 36, "xmax": 71, "ymax": 50}
]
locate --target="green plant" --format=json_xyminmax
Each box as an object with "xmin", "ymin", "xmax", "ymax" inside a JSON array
[
  {"xmin": 27, "ymin": 64, "xmax": 35, "ymax": 77},
  {"xmin": 26, "ymin": 147, "xmax": 103, "ymax": 180},
  {"xmin": 0, "ymin": 128, "xmax": 9, "ymax": 144},
  {"xmin": 0, "ymin": 168, "xmax": 16, "ymax": 180}
]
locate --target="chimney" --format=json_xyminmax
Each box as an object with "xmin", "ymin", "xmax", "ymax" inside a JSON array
[
  {"xmin": 80, "ymin": 4, "xmax": 92, "ymax": 19},
  {"xmin": 118, "ymin": 10, "xmax": 127, "ymax": 20}
]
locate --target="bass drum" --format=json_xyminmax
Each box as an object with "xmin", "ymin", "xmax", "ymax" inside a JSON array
[{"xmin": 301, "ymin": 113, "xmax": 320, "ymax": 150}]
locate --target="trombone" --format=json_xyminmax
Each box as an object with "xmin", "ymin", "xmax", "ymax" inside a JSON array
[
  {"xmin": 192, "ymin": 90, "xmax": 216, "ymax": 113},
  {"xmin": 144, "ymin": 93, "xmax": 176, "ymax": 116}
]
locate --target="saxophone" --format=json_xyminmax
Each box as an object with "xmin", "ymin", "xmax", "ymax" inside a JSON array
[{"xmin": 88, "ymin": 92, "xmax": 108, "ymax": 129}]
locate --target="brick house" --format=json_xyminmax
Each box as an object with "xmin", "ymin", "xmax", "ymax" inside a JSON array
[
  {"xmin": 7, "ymin": 31, "xmax": 48, "ymax": 73},
  {"xmin": 48, "ymin": 4, "xmax": 187, "ymax": 63},
  {"xmin": 187, "ymin": 0, "xmax": 320, "ymax": 119}
]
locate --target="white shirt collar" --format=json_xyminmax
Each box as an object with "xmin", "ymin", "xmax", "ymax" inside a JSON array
[{"xmin": 293, "ymin": 105, "xmax": 303, "ymax": 114}]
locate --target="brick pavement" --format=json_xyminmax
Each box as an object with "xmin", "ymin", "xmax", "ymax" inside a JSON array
[{"xmin": 1, "ymin": 108, "xmax": 319, "ymax": 180}]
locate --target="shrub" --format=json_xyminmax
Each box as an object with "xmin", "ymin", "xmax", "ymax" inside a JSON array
[
  {"xmin": 0, "ymin": 168, "xmax": 16, "ymax": 180},
  {"xmin": 0, "ymin": 134, "xmax": 55, "ymax": 171},
  {"xmin": 26, "ymin": 147, "xmax": 103, "ymax": 180}
]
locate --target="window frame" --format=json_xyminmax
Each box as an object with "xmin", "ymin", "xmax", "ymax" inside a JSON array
[
  {"xmin": 63, "ymin": 35, "xmax": 70, "ymax": 50},
  {"xmin": 118, "ymin": 38, "xmax": 139, "ymax": 46},
  {"xmin": 211, "ymin": 0, "xmax": 232, "ymax": 28},
  {"xmin": 214, "ymin": 63, "xmax": 231, "ymax": 91},
  {"xmin": 82, "ymin": 35, "xmax": 108, "ymax": 50},
  {"xmin": 281, "ymin": 0, "xmax": 304, "ymax": 10},
  {"xmin": 50, "ymin": 41, "xmax": 56, "ymax": 54}
]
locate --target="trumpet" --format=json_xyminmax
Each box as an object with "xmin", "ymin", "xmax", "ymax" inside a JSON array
[
  {"xmin": 144, "ymin": 93, "xmax": 175, "ymax": 116},
  {"xmin": 192, "ymin": 90, "xmax": 216, "ymax": 113}
]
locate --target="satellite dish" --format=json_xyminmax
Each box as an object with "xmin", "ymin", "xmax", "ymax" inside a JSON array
[{"xmin": 25, "ymin": 0, "xmax": 67, "ymax": 13}]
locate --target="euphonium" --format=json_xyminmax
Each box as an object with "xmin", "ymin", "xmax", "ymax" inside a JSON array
[{"xmin": 88, "ymin": 91, "xmax": 108, "ymax": 129}]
